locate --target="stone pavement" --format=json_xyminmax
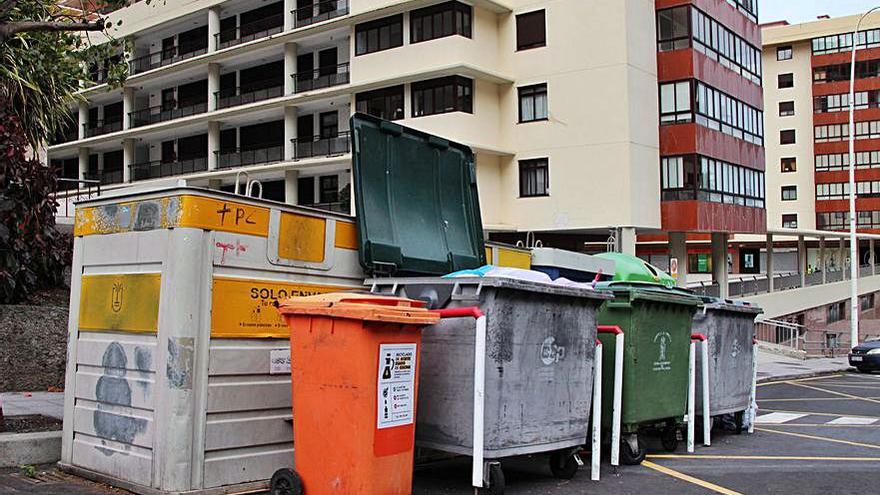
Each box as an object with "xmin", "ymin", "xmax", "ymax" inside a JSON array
[
  {"xmin": 0, "ymin": 392, "xmax": 64, "ymax": 419},
  {"xmin": 756, "ymin": 348, "xmax": 850, "ymax": 382}
]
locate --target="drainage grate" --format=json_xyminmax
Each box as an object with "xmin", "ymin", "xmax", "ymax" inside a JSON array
[{"xmin": 10, "ymin": 470, "xmax": 68, "ymax": 485}]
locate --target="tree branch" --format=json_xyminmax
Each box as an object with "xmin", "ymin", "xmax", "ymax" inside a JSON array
[{"xmin": 0, "ymin": 19, "xmax": 105, "ymax": 44}]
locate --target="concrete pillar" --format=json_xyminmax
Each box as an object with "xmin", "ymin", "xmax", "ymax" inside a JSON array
[
  {"xmin": 78, "ymin": 102, "xmax": 88, "ymax": 140},
  {"xmin": 766, "ymin": 233, "xmax": 774, "ymax": 293},
  {"xmin": 96, "ymin": 152, "xmax": 104, "ymax": 176},
  {"xmin": 284, "ymin": 106, "xmax": 298, "ymax": 161},
  {"xmin": 711, "ymin": 232, "xmax": 729, "ymax": 299},
  {"xmin": 284, "ymin": 42, "xmax": 298, "ymax": 94},
  {"xmin": 798, "ymin": 235, "xmax": 807, "ymax": 288},
  {"xmin": 840, "ymin": 237, "xmax": 847, "ymax": 280},
  {"xmin": 618, "ymin": 227, "xmax": 637, "ymax": 256},
  {"xmin": 819, "ymin": 236, "xmax": 826, "ymax": 284},
  {"xmin": 668, "ymin": 232, "xmax": 688, "ymax": 288},
  {"xmin": 871, "ymin": 239, "xmax": 876, "ymax": 276},
  {"xmin": 207, "ymin": 121, "xmax": 220, "ymax": 171},
  {"xmin": 284, "ymin": 0, "xmax": 295, "ymax": 31},
  {"xmin": 123, "ymin": 87, "xmax": 135, "ymax": 130},
  {"xmin": 208, "ymin": 7, "xmax": 221, "ymax": 52},
  {"xmin": 207, "ymin": 63, "xmax": 220, "ymax": 112},
  {"xmin": 78, "ymin": 147, "xmax": 90, "ymax": 180},
  {"xmin": 284, "ymin": 169, "xmax": 299, "ymax": 205},
  {"xmin": 123, "ymin": 139, "xmax": 134, "ymax": 183}
]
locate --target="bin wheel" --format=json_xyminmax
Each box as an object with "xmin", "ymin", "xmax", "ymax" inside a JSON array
[
  {"xmin": 619, "ymin": 436, "xmax": 646, "ymax": 466},
  {"xmin": 734, "ymin": 411, "xmax": 745, "ymax": 435},
  {"xmin": 549, "ymin": 451, "xmax": 579, "ymax": 480},
  {"xmin": 661, "ymin": 425, "xmax": 679, "ymax": 452},
  {"xmin": 270, "ymin": 468, "xmax": 303, "ymax": 495},
  {"xmin": 480, "ymin": 462, "xmax": 505, "ymax": 495}
]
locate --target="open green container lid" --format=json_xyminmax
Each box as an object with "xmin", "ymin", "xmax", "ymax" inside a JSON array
[
  {"xmin": 351, "ymin": 113, "xmax": 487, "ymax": 276},
  {"xmin": 594, "ymin": 252, "xmax": 677, "ymax": 288}
]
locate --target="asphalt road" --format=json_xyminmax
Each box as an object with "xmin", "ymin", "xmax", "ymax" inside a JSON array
[{"xmin": 2, "ymin": 371, "xmax": 879, "ymax": 494}]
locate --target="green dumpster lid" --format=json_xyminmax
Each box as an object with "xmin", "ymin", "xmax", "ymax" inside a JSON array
[
  {"xmin": 351, "ymin": 113, "xmax": 487, "ymax": 276},
  {"xmin": 594, "ymin": 252, "xmax": 677, "ymax": 288}
]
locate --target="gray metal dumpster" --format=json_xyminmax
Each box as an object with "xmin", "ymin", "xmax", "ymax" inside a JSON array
[
  {"xmin": 368, "ymin": 276, "xmax": 610, "ymax": 485},
  {"xmin": 693, "ymin": 298, "xmax": 763, "ymax": 430}
]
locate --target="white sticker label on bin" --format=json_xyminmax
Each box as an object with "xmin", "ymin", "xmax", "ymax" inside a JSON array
[
  {"xmin": 269, "ymin": 348, "xmax": 291, "ymax": 374},
  {"xmin": 377, "ymin": 343, "xmax": 417, "ymax": 429}
]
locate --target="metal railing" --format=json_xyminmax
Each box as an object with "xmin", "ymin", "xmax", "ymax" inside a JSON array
[
  {"xmin": 129, "ymin": 102, "xmax": 208, "ymax": 128},
  {"xmin": 129, "ymin": 44, "xmax": 209, "ymax": 74},
  {"xmin": 50, "ymin": 127, "xmax": 78, "ymax": 145},
  {"xmin": 755, "ymin": 318, "xmax": 806, "ymax": 353},
  {"xmin": 300, "ymin": 201, "xmax": 350, "ymax": 214},
  {"xmin": 130, "ymin": 157, "xmax": 208, "ymax": 181},
  {"xmin": 291, "ymin": 131, "xmax": 350, "ymax": 159},
  {"xmin": 292, "ymin": 0, "xmax": 349, "ymax": 28},
  {"xmin": 83, "ymin": 119, "xmax": 123, "ymax": 138},
  {"xmin": 54, "ymin": 178, "xmax": 101, "ymax": 218},
  {"xmin": 689, "ymin": 264, "xmax": 876, "ymax": 298},
  {"xmin": 216, "ymin": 145, "xmax": 284, "ymax": 169},
  {"xmin": 292, "ymin": 63, "xmax": 350, "ymax": 93},
  {"xmin": 83, "ymin": 170, "xmax": 124, "ymax": 186},
  {"xmin": 215, "ymin": 13, "xmax": 284, "ymax": 50},
  {"xmin": 215, "ymin": 83, "xmax": 284, "ymax": 109}
]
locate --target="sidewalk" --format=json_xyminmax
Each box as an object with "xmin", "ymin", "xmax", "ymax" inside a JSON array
[
  {"xmin": 1, "ymin": 392, "xmax": 64, "ymax": 419},
  {"xmin": 756, "ymin": 349, "xmax": 851, "ymax": 383}
]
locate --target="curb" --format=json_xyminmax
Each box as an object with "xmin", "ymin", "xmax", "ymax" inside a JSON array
[
  {"xmin": 0, "ymin": 431, "xmax": 62, "ymax": 468},
  {"xmin": 757, "ymin": 367, "xmax": 853, "ymax": 384}
]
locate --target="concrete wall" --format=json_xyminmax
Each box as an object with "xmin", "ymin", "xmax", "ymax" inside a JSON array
[
  {"xmin": 0, "ymin": 305, "xmax": 69, "ymax": 392},
  {"xmin": 741, "ymin": 273, "xmax": 880, "ymax": 319}
]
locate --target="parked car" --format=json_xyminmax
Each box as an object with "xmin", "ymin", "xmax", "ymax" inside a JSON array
[{"xmin": 849, "ymin": 338, "xmax": 880, "ymax": 373}]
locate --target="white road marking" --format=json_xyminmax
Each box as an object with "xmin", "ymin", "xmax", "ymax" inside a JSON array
[
  {"xmin": 827, "ymin": 416, "xmax": 879, "ymax": 425},
  {"xmin": 755, "ymin": 412, "xmax": 809, "ymax": 424}
]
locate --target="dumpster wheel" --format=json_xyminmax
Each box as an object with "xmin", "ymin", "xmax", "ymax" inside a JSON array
[
  {"xmin": 480, "ymin": 461, "xmax": 505, "ymax": 495},
  {"xmin": 549, "ymin": 450, "xmax": 580, "ymax": 480},
  {"xmin": 620, "ymin": 435, "xmax": 646, "ymax": 465},
  {"xmin": 661, "ymin": 424, "xmax": 679, "ymax": 452},
  {"xmin": 270, "ymin": 468, "xmax": 303, "ymax": 495}
]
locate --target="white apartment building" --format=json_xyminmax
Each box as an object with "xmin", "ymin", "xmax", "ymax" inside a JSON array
[{"xmin": 48, "ymin": 0, "xmax": 661, "ymax": 250}]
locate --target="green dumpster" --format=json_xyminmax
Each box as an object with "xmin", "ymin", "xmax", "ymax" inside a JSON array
[{"xmin": 594, "ymin": 253, "xmax": 701, "ymax": 465}]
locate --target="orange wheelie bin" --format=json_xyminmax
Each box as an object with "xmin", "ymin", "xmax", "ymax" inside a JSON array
[{"xmin": 273, "ymin": 293, "xmax": 440, "ymax": 495}]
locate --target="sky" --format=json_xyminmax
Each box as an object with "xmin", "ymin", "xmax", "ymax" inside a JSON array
[{"xmin": 759, "ymin": 0, "xmax": 880, "ymax": 24}]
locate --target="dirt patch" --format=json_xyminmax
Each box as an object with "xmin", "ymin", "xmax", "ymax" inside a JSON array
[
  {"xmin": 0, "ymin": 305, "xmax": 69, "ymax": 392},
  {"xmin": 1, "ymin": 415, "xmax": 62, "ymax": 434}
]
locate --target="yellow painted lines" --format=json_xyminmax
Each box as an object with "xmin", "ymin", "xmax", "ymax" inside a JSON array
[
  {"xmin": 641, "ymin": 461, "xmax": 744, "ymax": 495},
  {"xmin": 648, "ymin": 454, "xmax": 880, "ymax": 462},
  {"xmin": 787, "ymin": 381, "xmax": 880, "ymax": 405},
  {"xmin": 757, "ymin": 374, "xmax": 845, "ymax": 387},
  {"xmin": 815, "ymin": 383, "xmax": 880, "ymax": 390},
  {"xmin": 755, "ymin": 427, "xmax": 880, "ymax": 451}
]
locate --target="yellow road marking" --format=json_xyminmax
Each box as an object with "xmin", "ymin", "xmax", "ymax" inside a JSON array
[
  {"xmin": 815, "ymin": 384, "xmax": 880, "ymax": 390},
  {"xmin": 788, "ymin": 382, "xmax": 880, "ymax": 405},
  {"xmin": 648, "ymin": 454, "xmax": 880, "ymax": 461},
  {"xmin": 758, "ymin": 374, "xmax": 845, "ymax": 387},
  {"xmin": 760, "ymin": 396, "xmax": 880, "ymax": 402},
  {"xmin": 756, "ymin": 427, "xmax": 880, "ymax": 451},
  {"xmin": 759, "ymin": 408, "xmax": 880, "ymax": 420},
  {"xmin": 641, "ymin": 461, "xmax": 744, "ymax": 495}
]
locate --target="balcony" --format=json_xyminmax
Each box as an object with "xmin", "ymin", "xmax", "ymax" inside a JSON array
[
  {"xmin": 129, "ymin": 102, "xmax": 208, "ymax": 128},
  {"xmin": 291, "ymin": 131, "xmax": 350, "ymax": 159},
  {"xmin": 50, "ymin": 127, "xmax": 79, "ymax": 146},
  {"xmin": 216, "ymin": 13, "xmax": 285, "ymax": 50},
  {"xmin": 292, "ymin": 0, "xmax": 348, "ymax": 28},
  {"xmin": 83, "ymin": 119, "xmax": 123, "ymax": 138},
  {"xmin": 216, "ymin": 83, "xmax": 284, "ymax": 109},
  {"xmin": 301, "ymin": 200, "xmax": 350, "ymax": 214},
  {"xmin": 292, "ymin": 63, "xmax": 349, "ymax": 93},
  {"xmin": 216, "ymin": 145, "xmax": 285, "ymax": 169},
  {"xmin": 129, "ymin": 44, "xmax": 209, "ymax": 75},
  {"xmin": 84, "ymin": 169, "xmax": 124, "ymax": 185},
  {"xmin": 130, "ymin": 157, "xmax": 208, "ymax": 181}
]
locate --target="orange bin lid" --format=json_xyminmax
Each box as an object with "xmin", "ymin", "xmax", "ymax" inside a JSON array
[{"xmin": 278, "ymin": 292, "xmax": 441, "ymax": 325}]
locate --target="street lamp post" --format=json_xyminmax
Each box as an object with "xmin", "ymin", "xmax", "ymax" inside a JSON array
[{"xmin": 848, "ymin": 8, "xmax": 880, "ymax": 348}]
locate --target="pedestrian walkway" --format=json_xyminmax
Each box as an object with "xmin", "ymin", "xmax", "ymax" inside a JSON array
[
  {"xmin": 756, "ymin": 349, "xmax": 850, "ymax": 383},
  {"xmin": 0, "ymin": 392, "xmax": 64, "ymax": 419}
]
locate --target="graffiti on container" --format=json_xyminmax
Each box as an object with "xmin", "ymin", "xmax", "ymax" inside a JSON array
[
  {"xmin": 215, "ymin": 239, "xmax": 248, "ymax": 265},
  {"xmin": 216, "ymin": 203, "xmax": 257, "ymax": 226},
  {"xmin": 652, "ymin": 331, "xmax": 672, "ymax": 372},
  {"xmin": 93, "ymin": 343, "xmax": 147, "ymax": 456},
  {"xmin": 166, "ymin": 338, "xmax": 194, "ymax": 390},
  {"xmin": 134, "ymin": 346, "xmax": 153, "ymax": 396},
  {"xmin": 731, "ymin": 338, "xmax": 741, "ymax": 362},
  {"xmin": 540, "ymin": 336, "xmax": 566, "ymax": 365}
]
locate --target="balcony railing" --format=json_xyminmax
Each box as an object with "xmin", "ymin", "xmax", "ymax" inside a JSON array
[
  {"xmin": 300, "ymin": 200, "xmax": 350, "ymax": 214},
  {"xmin": 292, "ymin": 0, "xmax": 349, "ymax": 28},
  {"xmin": 292, "ymin": 63, "xmax": 350, "ymax": 93},
  {"xmin": 130, "ymin": 157, "xmax": 208, "ymax": 181},
  {"xmin": 83, "ymin": 119, "xmax": 123, "ymax": 138},
  {"xmin": 129, "ymin": 44, "xmax": 209, "ymax": 74},
  {"xmin": 216, "ymin": 13, "xmax": 285, "ymax": 50},
  {"xmin": 216, "ymin": 145, "xmax": 285, "ymax": 169},
  {"xmin": 54, "ymin": 178, "xmax": 101, "ymax": 218},
  {"xmin": 129, "ymin": 102, "xmax": 208, "ymax": 128},
  {"xmin": 84, "ymin": 169, "xmax": 124, "ymax": 185},
  {"xmin": 216, "ymin": 83, "xmax": 284, "ymax": 109},
  {"xmin": 50, "ymin": 127, "xmax": 79, "ymax": 145},
  {"xmin": 291, "ymin": 131, "xmax": 350, "ymax": 159}
]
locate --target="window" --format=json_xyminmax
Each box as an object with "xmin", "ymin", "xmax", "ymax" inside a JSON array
[
  {"xmin": 781, "ymin": 157, "xmax": 797, "ymax": 173},
  {"xmin": 319, "ymin": 175, "xmax": 339, "ymax": 204},
  {"xmin": 814, "ymin": 60, "xmax": 880, "ymax": 83},
  {"xmin": 694, "ymin": 81, "xmax": 764, "ymax": 144},
  {"xmin": 777, "ymin": 45, "xmax": 793, "ymax": 60},
  {"xmin": 519, "ymin": 158, "xmax": 548, "ymax": 197},
  {"xmin": 355, "ymin": 15, "xmax": 403, "ymax": 55},
  {"xmin": 690, "ymin": 7, "xmax": 763, "ymax": 85},
  {"xmin": 657, "ymin": 7, "xmax": 690, "ymax": 51},
  {"xmin": 861, "ymin": 293, "xmax": 875, "ymax": 311},
  {"xmin": 355, "ymin": 85, "xmax": 404, "ymax": 121},
  {"xmin": 661, "ymin": 154, "xmax": 765, "ymax": 207},
  {"xmin": 411, "ymin": 76, "xmax": 473, "ymax": 117},
  {"xmin": 779, "ymin": 101, "xmax": 795, "ymax": 116},
  {"xmin": 780, "ymin": 129, "xmax": 796, "ymax": 145},
  {"xmin": 778, "ymin": 73, "xmax": 794, "ymax": 89},
  {"xmin": 782, "ymin": 186, "xmax": 797, "ymax": 201},
  {"xmin": 815, "ymin": 121, "xmax": 880, "ymax": 142},
  {"xmin": 411, "ymin": 1, "xmax": 471, "ymax": 43},
  {"xmin": 516, "ymin": 10, "xmax": 545, "ymax": 51},
  {"xmin": 518, "ymin": 84, "xmax": 548, "ymax": 122},
  {"xmin": 782, "ymin": 214, "xmax": 798, "ymax": 229},
  {"xmin": 659, "ymin": 81, "xmax": 692, "ymax": 123},
  {"xmin": 827, "ymin": 301, "xmax": 846, "ymax": 324},
  {"xmin": 814, "ymin": 91, "xmax": 877, "ymax": 113},
  {"xmin": 813, "ymin": 28, "xmax": 880, "ymax": 55}
]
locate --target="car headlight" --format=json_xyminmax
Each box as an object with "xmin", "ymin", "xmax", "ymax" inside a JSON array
[{"xmin": 867, "ymin": 348, "xmax": 880, "ymax": 355}]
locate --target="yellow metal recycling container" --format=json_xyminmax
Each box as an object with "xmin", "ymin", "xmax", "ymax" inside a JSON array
[{"xmin": 60, "ymin": 186, "xmax": 363, "ymax": 494}]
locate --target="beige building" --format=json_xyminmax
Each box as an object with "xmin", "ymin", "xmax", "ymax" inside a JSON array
[{"xmin": 48, "ymin": 0, "xmax": 661, "ymax": 251}]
